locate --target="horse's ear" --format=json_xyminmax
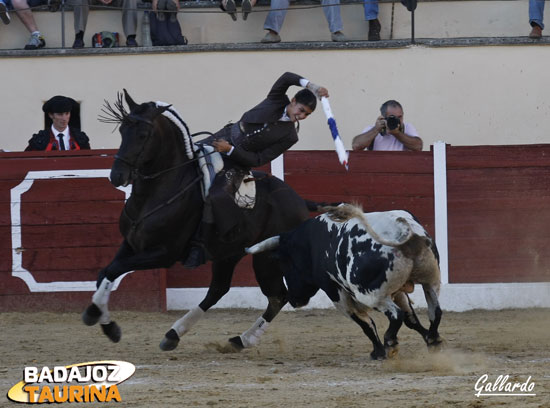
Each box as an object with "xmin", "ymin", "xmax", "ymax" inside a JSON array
[{"xmin": 123, "ymin": 89, "xmax": 138, "ymax": 111}]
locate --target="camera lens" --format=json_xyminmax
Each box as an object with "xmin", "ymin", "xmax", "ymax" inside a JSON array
[{"xmin": 386, "ymin": 116, "xmax": 400, "ymax": 130}]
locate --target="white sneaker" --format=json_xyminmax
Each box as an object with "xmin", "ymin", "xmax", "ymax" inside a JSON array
[{"xmin": 0, "ymin": 0, "xmax": 11, "ymax": 25}]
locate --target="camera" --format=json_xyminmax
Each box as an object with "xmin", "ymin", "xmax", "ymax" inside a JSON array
[{"xmin": 385, "ymin": 115, "xmax": 401, "ymax": 130}]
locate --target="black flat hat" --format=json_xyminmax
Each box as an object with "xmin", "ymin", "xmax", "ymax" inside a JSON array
[{"xmin": 42, "ymin": 95, "xmax": 76, "ymax": 114}]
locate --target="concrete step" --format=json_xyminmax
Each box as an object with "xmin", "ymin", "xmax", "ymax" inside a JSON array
[{"xmin": 0, "ymin": 0, "xmax": 544, "ymax": 50}]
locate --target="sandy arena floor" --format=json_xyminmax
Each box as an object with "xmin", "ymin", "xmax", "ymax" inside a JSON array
[{"xmin": 2, "ymin": 308, "xmax": 549, "ymax": 407}]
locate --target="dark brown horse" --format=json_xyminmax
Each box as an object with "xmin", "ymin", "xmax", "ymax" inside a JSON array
[{"xmin": 82, "ymin": 90, "xmax": 315, "ymax": 351}]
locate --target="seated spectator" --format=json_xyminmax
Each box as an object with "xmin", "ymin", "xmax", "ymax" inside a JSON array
[
  {"xmin": 364, "ymin": 0, "xmax": 381, "ymax": 41},
  {"xmin": 220, "ymin": 0, "xmax": 255, "ymax": 21},
  {"xmin": 26, "ymin": 96, "xmax": 91, "ymax": 151},
  {"xmin": 529, "ymin": 0, "xmax": 545, "ymax": 38},
  {"xmin": 351, "ymin": 100, "xmax": 423, "ymax": 151},
  {"xmin": 261, "ymin": 0, "xmax": 347, "ymax": 43},
  {"xmin": 1, "ymin": 0, "xmax": 47, "ymax": 49},
  {"xmin": 69, "ymin": 0, "xmax": 138, "ymax": 48}
]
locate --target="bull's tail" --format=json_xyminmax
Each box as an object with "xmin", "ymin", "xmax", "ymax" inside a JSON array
[
  {"xmin": 324, "ymin": 203, "xmax": 413, "ymax": 247},
  {"xmin": 246, "ymin": 236, "xmax": 280, "ymax": 254}
]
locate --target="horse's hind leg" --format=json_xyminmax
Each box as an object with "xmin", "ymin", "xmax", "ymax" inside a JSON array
[
  {"xmin": 160, "ymin": 256, "xmax": 240, "ymax": 351},
  {"xmin": 227, "ymin": 252, "xmax": 288, "ymax": 351}
]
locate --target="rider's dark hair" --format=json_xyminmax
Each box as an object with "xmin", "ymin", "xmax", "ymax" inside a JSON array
[{"xmin": 294, "ymin": 89, "xmax": 317, "ymax": 111}]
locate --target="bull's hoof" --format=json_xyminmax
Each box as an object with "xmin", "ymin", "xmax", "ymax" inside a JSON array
[
  {"xmin": 370, "ymin": 348, "xmax": 387, "ymax": 360},
  {"xmin": 386, "ymin": 345, "xmax": 400, "ymax": 359},
  {"xmin": 228, "ymin": 336, "xmax": 245, "ymax": 351},
  {"xmin": 82, "ymin": 303, "xmax": 102, "ymax": 326},
  {"xmin": 101, "ymin": 321, "xmax": 121, "ymax": 343},
  {"xmin": 427, "ymin": 336, "xmax": 445, "ymax": 351},
  {"xmin": 160, "ymin": 329, "xmax": 180, "ymax": 351}
]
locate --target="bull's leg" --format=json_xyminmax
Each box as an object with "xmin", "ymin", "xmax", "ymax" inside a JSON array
[
  {"xmin": 228, "ymin": 252, "xmax": 288, "ymax": 350},
  {"xmin": 83, "ymin": 240, "xmax": 170, "ymax": 343},
  {"xmin": 393, "ymin": 291, "xmax": 430, "ymax": 340},
  {"xmin": 423, "ymin": 284, "xmax": 443, "ymax": 348},
  {"xmin": 160, "ymin": 256, "xmax": 240, "ymax": 351},
  {"xmin": 350, "ymin": 313, "xmax": 386, "ymax": 360},
  {"xmin": 377, "ymin": 299, "xmax": 404, "ymax": 358}
]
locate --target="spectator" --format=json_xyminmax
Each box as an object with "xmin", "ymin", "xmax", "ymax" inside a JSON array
[
  {"xmin": 70, "ymin": 0, "xmax": 138, "ymax": 48},
  {"xmin": 351, "ymin": 100, "xmax": 422, "ymax": 151},
  {"xmin": 261, "ymin": 0, "xmax": 348, "ymax": 43},
  {"xmin": 25, "ymin": 95, "xmax": 91, "ymax": 151},
  {"xmin": 364, "ymin": 0, "xmax": 381, "ymax": 41},
  {"xmin": 1, "ymin": 0, "xmax": 47, "ymax": 49},
  {"xmin": 529, "ymin": 0, "xmax": 545, "ymax": 38},
  {"xmin": 220, "ymin": 0, "xmax": 255, "ymax": 21}
]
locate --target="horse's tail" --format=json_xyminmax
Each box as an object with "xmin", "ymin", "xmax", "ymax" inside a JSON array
[{"xmin": 305, "ymin": 199, "xmax": 346, "ymax": 212}]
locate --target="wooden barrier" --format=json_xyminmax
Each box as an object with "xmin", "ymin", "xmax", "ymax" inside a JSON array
[{"xmin": 1, "ymin": 145, "xmax": 549, "ymax": 311}]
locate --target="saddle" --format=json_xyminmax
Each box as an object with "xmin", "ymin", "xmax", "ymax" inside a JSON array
[{"xmin": 193, "ymin": 143, "xmax": 256, "ymax": 209}]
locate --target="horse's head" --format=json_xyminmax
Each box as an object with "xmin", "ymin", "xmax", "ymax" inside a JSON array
[{"xmin": 105, "ymin": 90, "xmax": 176, "ymax": 187}]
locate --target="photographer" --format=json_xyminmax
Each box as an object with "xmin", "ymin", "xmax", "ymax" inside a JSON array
[{"xmin": 352, "ymin": 100, "xmax": 423, "ymax": 151}]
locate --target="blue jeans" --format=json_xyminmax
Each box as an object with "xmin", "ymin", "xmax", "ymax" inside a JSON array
[
  {"xmin": 529, "ymin": 0, "xmax": 545, "ymax": 29},
  {"xmin": 264, "ymin": 0, "xmax": 343, "ymax": 34},
  {"xmin": 364, "ymin": 0, "xmax": 378, "ymax": 20}
]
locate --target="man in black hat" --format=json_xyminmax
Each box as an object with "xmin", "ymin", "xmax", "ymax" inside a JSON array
[{"xmin": 25, "ymin": 95, "xmax": 91, "ymax": 151}]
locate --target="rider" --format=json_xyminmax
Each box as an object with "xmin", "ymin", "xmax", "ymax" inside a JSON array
[{"xmin": 184, "ymin": 71, "xmax": 329, "ymax": 268}]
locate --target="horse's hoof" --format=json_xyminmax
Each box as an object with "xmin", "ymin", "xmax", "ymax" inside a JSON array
[
  {"xmin": 160, "ymin": 329, "xmax": 180, "ymax": 351},
  {"xmin": 101, "ymin": 321, "xmax": 121, "ymax": 343},
  {"xmin": 82, "ymin": 303, "xmax": 102, "ymax": 326},
  {"xmin": 228, "ymin": 336, "xmax": 245, "ymax": 351}
]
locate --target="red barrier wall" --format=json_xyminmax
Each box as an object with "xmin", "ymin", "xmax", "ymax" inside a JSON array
[
  {"xmin": 1, "ymin": 145, "xmax": 549, "ymax": 311},
  {"xmin": 0, "ymin": 150, "xmax": 165, "ymax": 312}
]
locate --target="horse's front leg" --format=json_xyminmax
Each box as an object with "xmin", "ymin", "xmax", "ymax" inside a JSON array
[
  {"xmin": 83, "ymin": 240, "xmax": 169, "ymax": 342},
  {"xmin": 227, "ymin": 251, "xmax": 288, "ymax": 351},
  {"xmin": 160, "ymin": 256, "xmax": 240, "ymax": 351}
]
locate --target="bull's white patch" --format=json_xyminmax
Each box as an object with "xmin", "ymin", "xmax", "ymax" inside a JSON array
[
  {"xmin": 7, "ymin": 361, "xmax": 135, "ymax": 403},
  {"xmin": 474, "ymin": 374, "xmax": 536, "ymax": 397}
]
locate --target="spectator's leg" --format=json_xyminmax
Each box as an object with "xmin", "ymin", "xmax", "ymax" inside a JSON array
[
  {"xmin": 122, "ymin": 0, "xmax": 138, "ymax": 46},
  {"xmin": 13, "ymin": 0, "xmax": 46, "ymax": 49},
  {"xmin": 70, "ymin": 0, "xmax": 88, "ymax": 47},
  {"xmin": 262, "ymin": 0, "xmax": 288, "ymax": 42},
  {"xmin": 529, "ymin": 0, "xmax": 545, "ymax": 38},
  {"xmin": 321, "ymin": 0, "xmax": 347, "ymax": 41},
  {"xmin": 364, "ymin": 0, "xmax": 380, "ymax": 41},
  {"xmin": 242, "ymin": 0, "xmax": 257, "ymax": 21}
]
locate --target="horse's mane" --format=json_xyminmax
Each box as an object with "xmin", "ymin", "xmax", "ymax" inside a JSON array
[{"xmin": 98, "ymin": 92, "xmax": 128, "ymax": 127}]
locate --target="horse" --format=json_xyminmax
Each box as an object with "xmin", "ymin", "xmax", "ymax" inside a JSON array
[{"xmin": 82, "ymin": 90, "xmax": 316, "ymax": 351}]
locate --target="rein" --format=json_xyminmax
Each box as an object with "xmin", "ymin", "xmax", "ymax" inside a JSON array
[{"xmin": 125, "ymin": 173, "xmax": 203, "ymax": 229}]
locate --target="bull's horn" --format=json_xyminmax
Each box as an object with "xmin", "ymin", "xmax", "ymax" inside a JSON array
[{"xmin": 245, "ymin": 236, "xmax": 280, "ymax": 254}]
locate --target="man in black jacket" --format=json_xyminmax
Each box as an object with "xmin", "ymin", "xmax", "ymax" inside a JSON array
[
  {"xmin": 184, "ymin": 71, "xmax": 328, "ymax": 268},
  {"xmin": 25, "ymin": 95, "xmax": 90, "ymax": 151}
]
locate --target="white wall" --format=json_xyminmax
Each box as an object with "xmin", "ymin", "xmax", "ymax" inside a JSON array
[{"xmin": 1, "ymin": 43, "xmax": 549, "ymax": 152}]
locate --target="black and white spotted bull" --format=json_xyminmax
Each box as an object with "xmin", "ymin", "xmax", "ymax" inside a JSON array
[{"xmin": 246, "ymin": 204, "xmax": 443, "ymax": 360}]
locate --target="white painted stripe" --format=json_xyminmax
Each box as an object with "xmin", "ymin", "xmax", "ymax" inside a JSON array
[
  {"xmin": 167, "ymin": 282, "xmax": 550, "ymax": 312},
  {"xmin": 10, "ymin": 169, "xmax": 132, "ymax": 292},
  {"xmin": 433, "ymin": 141, "xmax": 449, "ymax": 285}
]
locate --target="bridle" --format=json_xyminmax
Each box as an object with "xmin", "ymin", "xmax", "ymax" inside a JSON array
[{"xmin": 115, "ymin": 112, "xmax": 216, "ymax": 228}]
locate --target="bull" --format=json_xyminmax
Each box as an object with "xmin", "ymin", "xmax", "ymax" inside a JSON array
[{"xmin": 246, "ymin": 204, "xmax": 443, "ymax": 359}]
